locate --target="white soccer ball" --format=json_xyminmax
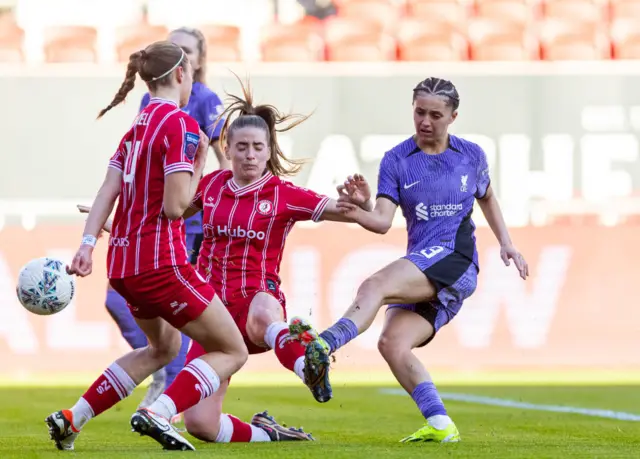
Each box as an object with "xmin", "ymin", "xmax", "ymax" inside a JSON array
[{"xmin": 16, "ymin": 257, "xmax": 76, "ymax": 315}]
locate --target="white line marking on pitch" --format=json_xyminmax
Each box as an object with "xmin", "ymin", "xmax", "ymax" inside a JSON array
[{"xmin": 380, "ymin": 388, "xmax": 640, "ymax": 421}]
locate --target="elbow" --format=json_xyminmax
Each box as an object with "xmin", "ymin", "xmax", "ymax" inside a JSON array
[
  {"xmin": 365, "ymin": 221, "xmax": 391, "ymax": 235},
  {"xmin": 164, "ymin": 208, "xmax": 185, "ymax": 221},
  {"xmin": 163, "ymin": 201, "xmax": 187, "ymax": 220}
]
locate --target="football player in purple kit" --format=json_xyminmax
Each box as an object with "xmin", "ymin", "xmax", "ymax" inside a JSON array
[
  {"xmin": 101, "ymin": 26, "xmax": 228, "ymax": 412},
  {"xmin": 289, "ymin": 77, "xmax": 529, "ymax": 443}
]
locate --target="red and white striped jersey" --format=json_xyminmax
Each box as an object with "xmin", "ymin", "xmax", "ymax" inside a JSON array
[
  {"xmin": 107, "ymin": 97, "xmax": 201, "ymax": 279},
  {"xmin": 191, "ymin": 170, "xmax": 329, "ymax": 305}
]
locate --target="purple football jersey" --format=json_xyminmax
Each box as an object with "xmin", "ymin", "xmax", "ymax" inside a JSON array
[{"xmin": 376, "ymin": 135, "xmax": 490, "ymax": 268}]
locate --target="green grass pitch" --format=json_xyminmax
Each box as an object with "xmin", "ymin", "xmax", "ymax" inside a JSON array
[{"xmin": 1, "ymin": 377, "xmax": 639, "ymax": 458}]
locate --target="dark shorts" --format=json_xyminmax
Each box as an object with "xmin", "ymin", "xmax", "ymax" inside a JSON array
[{"xmin": 388, "ymin": 246, "xmax": 478, "ymax": 347}]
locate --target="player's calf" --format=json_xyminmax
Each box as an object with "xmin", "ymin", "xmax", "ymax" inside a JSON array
[{"xmin": 264, "ymin": 321, "xmax": 307, "ymax": 381}]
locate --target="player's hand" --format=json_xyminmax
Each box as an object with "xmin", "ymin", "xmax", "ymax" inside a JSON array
[
  {"xmin": 500, "ymin": 244, "xmax": 529, "ymax": 280},
  {"xmin": 77, "ymin": 204, "xmax": 91, "ymax": 214},
  {"xmin": 337, "ymin": 174, "xmax": 371, "ymax": 207},
  {"xmin": 67, "ymin": 245, "xmax": 93, "ymax": 277},
  {"xmin": 194, "ymin": 130, "xmax": 210, "ymax": 171},
  {"xmin": 336, "ymin": 200, "xmax": 362, "ymax": 220}
]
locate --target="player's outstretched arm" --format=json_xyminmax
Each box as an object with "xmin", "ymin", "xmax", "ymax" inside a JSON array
[
  {"xmin": 318, "ymin": 199, "xmax": 357, "ymax": 222},
  {"xmin": 336, "ymin": 197, "xmax": 396, "ymax": 234},
  {"xmin": 68, "ymin": 168, "xmax": 121, "ymax": 277},
  {"xmin": 476, "ymin": 184, "xmax": 529, "ymax": 280}
]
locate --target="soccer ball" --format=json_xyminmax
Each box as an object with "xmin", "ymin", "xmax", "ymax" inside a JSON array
[{"xmin": 16, "ymin": 257, "xmax": 76, "ymax": 315}]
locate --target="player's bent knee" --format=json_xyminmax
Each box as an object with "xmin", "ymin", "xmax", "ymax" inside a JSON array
[
  {"xmin": 357, "ymin": 275, "xmax": 381, "ymax": 296},
  {"xmin": 184, "ymin": 415, "xmax": 220, "ymax": 443},
  {"xmin": 246, "ymin": 306, "xmax": 283, "ymax": 346},
  {"xmin": 233, "ymin": 345, "xmax": 249, "ymax": 372},
  {"xmin": 149, "ymin": 333, "xmax": 181, "ymax": 365},
  {"xmin": 377, "ymin": 333, "xmax": 408, "ymax": 362}
]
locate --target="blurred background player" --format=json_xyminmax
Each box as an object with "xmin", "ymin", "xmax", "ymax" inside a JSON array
[
  {"xmin": 45, "ymin": 41, "xmax": 248, "ymax": 452},
  {"xmin": 102, "ymin": 26, "xmax": 229, "ymax": 412},
  {"xmin": 290, "ymin": 77, "xmax": 529, "ymax": 443}
]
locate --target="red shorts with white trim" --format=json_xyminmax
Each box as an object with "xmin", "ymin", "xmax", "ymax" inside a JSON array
[
  {"xmin": 185, "ymin": 288, "xmax": 286, "ymax": 363},
  {"xmin": 109, "ymin": 264, "xmax": 215, "ymax": 329}
]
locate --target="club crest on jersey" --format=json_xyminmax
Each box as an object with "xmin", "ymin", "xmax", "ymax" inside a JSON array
[
  {"xmin": 256, "ymin": 200, "xmax": 274, "ymax": 216},
  {"xmin": 185, "ymin": 132, "xmax": 199, "ymax": 160},
  {"xmin": 460, "ymin": 174, "xmax": 468, "ymax": 192}
]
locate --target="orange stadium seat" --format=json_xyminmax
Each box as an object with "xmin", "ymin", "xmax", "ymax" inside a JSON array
[
  {"xmin": 468, "ymin": 18, "xmax": 539, "ymax": 60},
  {"xmin": 611, "ymin": 0, "xmax": 640, "ymax": 19},
  {"xmin": 43, "ymin": 26, "xmax": 98, "ymax": 63},
  {"xmin": 472, "ymin": 36, "xmax": 540, "ymax": 60},
  {"xmin": 115, "ymin": 24, "xmax": 168, "ymax": 63},
  {"xmin": 396, "ymin": 19, "xmax": 468, "ymax": 61},
  {"xmin": 262, "ymin": 38, "xmax": 323, "ymax": 62},
  {"xmin": 615, "ymin": 36, "xmax": 640, "ymax": 59},
  {"xmin": 407, "ymin": 0, "xmax": 470, "ymax": 25},
  {"xmin": 0, "ymin": 21, "xmax": 24, "ymax": 62},
  {"xmin": 261, "ymin": 22, "xmax": 324, "ymax": 62},
  {"xmin": 396, "ymin": 18, "xmax": 458, "ymax": 44},
  {"xmin": 261, "ymin": 21, "xmax": 323, "ymax": 48},
  {"xmin": 199, "ymin": 24, "xmax": 240, "ymax": 49},
  {"xmin": 543, "ymin": 0, "xmax": 605, "ymax": 24},
  {"xmin": 540, "ymin": 19, "xmax": 611, "ymax": 59},
  {"xmin": 206, "ymin": 43, "xmax": 241, "ymax": 61},
  {"xmin": 399, "ymin": 39, "xmax": 468, "ymax": 61},
  {"xmin": 543, "ymin": 37, "xmax": 611, "ymax": 59},
  {"xmin": 475, "ymin": 0, "xmax": 537, "ymax": 26},
  {"xmin": 327, "ymin": 34, "xmax": 396, "ymax": 61},
  {"xmin": 198, "ymin": 25, "xmax": 241, "ymax": 62},
  {"xmin": 611, "ymin": 19, "xmax": 640, "ymax": 59},
  {"xmin": 337, "ymin": 0, "xmax": 402, "ymax": 28},
  {"xmin": 323, "ymin": 17, "xmax": 384, "ymax": 46}
]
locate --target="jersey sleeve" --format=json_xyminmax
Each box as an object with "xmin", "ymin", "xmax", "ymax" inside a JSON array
[
  {"xmin": 202, "ymin": 92, "xmax": 225, "ymax": 140},
  {"xmin": 376, "ymin": 151, "xmax": 400, "ymax": 205},
  {"xmin": 108, "ymin": 147, "xmax": 124, "ymax": 171},
  {"xmin": 474, "ymin": 145, "xmax": 491, "ymax": 199},
  {"xmin": 163, "ymin": 115, "xmax": 200, "ymax": 176},
  {"xmin": 139, "ymin": 93, "xmax": 150, "ymax": 112},
  {"xmin": 284, "ymin": 183, "xmax": 330, "ymax": 222},
  {"xmin": 108, "ymin": 136, "xmax": 128, "ymax": 171}
]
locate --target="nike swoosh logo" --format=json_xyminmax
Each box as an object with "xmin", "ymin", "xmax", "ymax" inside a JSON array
[{"xmin": 404, "ymin": 181, "xmax": 419, "ymax": 189}]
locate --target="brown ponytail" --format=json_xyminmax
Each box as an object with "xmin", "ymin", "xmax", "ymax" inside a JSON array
[
  {"xmin": 97, "ymin": 41, "xmax": 187, "ymax": 119},
  {"xmin": 216, "ymin": 73, "xmax": 308, "ymax": 177},
  {"xmin": 97, "ymin": 51, "xmax": 143, "ymax": 119}
]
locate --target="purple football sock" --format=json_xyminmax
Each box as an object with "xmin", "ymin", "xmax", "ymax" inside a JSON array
[
  {"xmin": 412, "ymin": 381, "xmax": 447, "ymax": 420},
  {"xmin": 319, "ymin": 318, "xmax": 359, "ymax": 353}
]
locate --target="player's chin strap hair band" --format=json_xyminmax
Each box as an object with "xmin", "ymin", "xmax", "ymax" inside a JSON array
[{"xmin": 149, "ymin": 48, "xmax": 185, "ymax": 82}]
